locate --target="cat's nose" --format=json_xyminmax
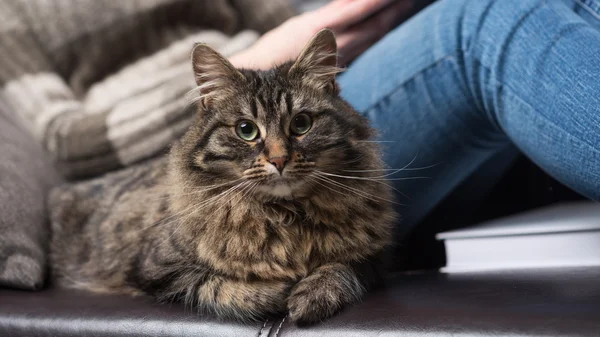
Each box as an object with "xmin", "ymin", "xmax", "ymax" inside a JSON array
[{"xmin": 269, "ymin": 156, "xmax": 288, "ymax": 174}]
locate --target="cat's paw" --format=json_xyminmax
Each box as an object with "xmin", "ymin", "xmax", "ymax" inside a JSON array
[{"xmin": 287, "ymin": 263, "xmax": 364, "ymax": 325}]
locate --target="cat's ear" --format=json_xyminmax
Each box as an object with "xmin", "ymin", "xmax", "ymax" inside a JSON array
[
  {"xmin": 289, "ymin": 29, "xmax": 342, "ymax": 93},
  {"xmin": 191, "ymin": 43, "xmax": 244, "ymax": 109}
]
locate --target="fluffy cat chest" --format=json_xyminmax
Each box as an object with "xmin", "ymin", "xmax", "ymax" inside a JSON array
[{"xmin": 195, "ymin": 214, "xmax": 367, "ymax": 281}]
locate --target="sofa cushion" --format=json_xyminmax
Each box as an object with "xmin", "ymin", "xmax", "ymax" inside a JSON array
[{"xmin": 0, "ymin": 100, "xmax": 61, "ymax": 290}]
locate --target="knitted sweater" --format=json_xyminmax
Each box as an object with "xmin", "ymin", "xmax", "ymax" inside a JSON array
[{"xmin": 0, "ymin": 0, "xmax": 295, "ymax": 179}]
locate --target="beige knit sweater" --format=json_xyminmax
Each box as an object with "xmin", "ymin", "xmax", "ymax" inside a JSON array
[{"xmin": 0, "ymin": 0, "xmax": 295, "ymax": 179}]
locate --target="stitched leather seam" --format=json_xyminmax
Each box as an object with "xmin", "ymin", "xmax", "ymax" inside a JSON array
[
  {"xmin": 257, "ymin": 319, "xmax": 269, "ymax": 337},
  {"xmin": 274, "ymin": 315, "xmax": 287, "ymax": 337}
]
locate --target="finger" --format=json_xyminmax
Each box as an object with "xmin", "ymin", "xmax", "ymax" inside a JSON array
[
  {"xmin": 347, "ymin": 0, "xmax": 413, "ymax": 32},
  {"xmin": 336, "ymin": 1, "xmax": 412, "ymax": 65},
  {"xmin": 336, "ymin": 27, "xmax": 375, "ymax": 52},
  {"xmin": 314, "ymin": 0, "xmax": 395, "ymax": 32},
  {"xmin": 339, "ymin": 43, "xmax": 370, "ymax": 66},
  {"xmin": 336, "ymin": 29, "xmax": 379, "ymax": 66}
]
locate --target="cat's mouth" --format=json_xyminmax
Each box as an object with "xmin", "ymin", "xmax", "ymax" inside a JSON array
[
  {"xmin": 257, "ymin": 180, "xmax": 294, "ymax": 198},
  {"xmin": 254, "ymin": 176, "xmax": 303, "ymax": 198},
  {"xmin": 244, "ymin": 164, "xmax": 314, "ymax": 199}
]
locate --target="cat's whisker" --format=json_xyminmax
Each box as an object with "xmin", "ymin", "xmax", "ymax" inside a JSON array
[
  {"xmin": 239, "ymin": 181, "xmax": 259, "ymax": 203},
  {"xmin": 342, "ymin": 164, "xmax": 438, "ymax": 173},
  {"xmin": 154, "ymin": 181, "xmax": 251, "ymax": 248},
  {"xmin": 152, "ymin": 178, "xmax": 246, "ymax": 200},
  {"xmin": 199, "ymin": 181, "xmax": 258, "ymax": 228},
  {"xmin": 153, "ymin": 178, "xmax": 244, "ymax": 191},
  {"xmin": 374, "ymin": 153, "xmax": 421, "ymax": 178},
  {"xmin": 139, "ymin": 182, "xmax": 247, "ymax": 233},
  {"xmin": 374, "ymin": 177, "xmax": 430, "ymax": 181},
  {"xmin": 315, "ymin": 170, "xmax": 430, "ymax": 182},
  {"xmin": 306, "ymin": 176, "xmax": 374, "ymax": 209},
  {"xmin": 172, "ymin": 178, "xmax": 244, "ymax": 197},
  {"xmin": 182, "ymin": 182, "xmax": 250, "ymax": 218},
  {"xmin": 306, "ymin": 176, "xmax": 346, "ymax": 196},
  {"xmin": 166, "ymin": 183, "xmax": 243, "ymax": 217},
  {"xmin": 336, "ymin": 153, "xmax": 424, "ymax": 179},
  {"xmin": 355, "ymin": 140, "xmax": 397, "ymax": 143},
  {"xmin": 315, "ymin": 175, "xmax": 407, "ymax": 207},
  {"xmin": 312, "ymin": 174, "xmax": 407, "ymax": 207},
  {"xmin": 342, "ymin": 168, "xmax": 402, "ymax": 172},
  {"xmin": 136, "ymin": 201, "xmax": 201, "ymax": 233},
  {"xmin": 312, "ymin": 174, "xmax": 376, "ymax": 200},
  {"xmin": 331, "ymin": 171, "xmax": 411, "ymax": 200}
]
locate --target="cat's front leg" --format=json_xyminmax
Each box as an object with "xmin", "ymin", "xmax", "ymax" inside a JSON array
[
  {"xmin": 195, "ymin": 275, "xmax": 292, "ymax": 322},
  {"xmin": 287, "ymin": 262, "xmax": 377, "ymax": 325}
]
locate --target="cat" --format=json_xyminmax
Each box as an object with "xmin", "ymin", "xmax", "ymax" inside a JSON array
[{"xmin": 49, "ymin": 29, "xmax": 396, "ymax": 325}]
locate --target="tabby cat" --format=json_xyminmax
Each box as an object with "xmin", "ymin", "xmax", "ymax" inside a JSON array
[{"xmin": 50, "ymin": 29, "xmax": 396, "ymax": 325}]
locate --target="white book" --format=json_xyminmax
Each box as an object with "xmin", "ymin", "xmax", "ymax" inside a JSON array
[{"xmin": 436, "ymin": 202, "xmax": 600, "ymax": 272}]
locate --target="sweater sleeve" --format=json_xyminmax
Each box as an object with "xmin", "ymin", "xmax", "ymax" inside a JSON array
[
  {"xmin": 0, "ymin": 0, "xmax": 291, "ymax": 180},
  {"xmin": 230, "ymin": 0, "xmax": 297, "ymax": 34}
]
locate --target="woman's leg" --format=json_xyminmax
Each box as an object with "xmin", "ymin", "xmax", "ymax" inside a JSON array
[{"xmin": 338, "ymin": 0, "xmax": 600, "ymax": 237}]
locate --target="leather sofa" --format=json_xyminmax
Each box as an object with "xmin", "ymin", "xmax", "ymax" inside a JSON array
[{"xmin": 2, "ymin": 267, "xmax": 599, "ymax": 336}]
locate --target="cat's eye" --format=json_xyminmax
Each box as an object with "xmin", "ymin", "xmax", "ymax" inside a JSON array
[
  {"xmin": 236, "ymin": 121, "xmax": 259, "ymax": 141},
  {"xmin": 290, "ymin": 113, "xmax": 312, "ymax": 135}
]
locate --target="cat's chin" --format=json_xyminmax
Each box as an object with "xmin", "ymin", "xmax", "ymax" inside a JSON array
[{"xmin": 256, "ymin": 182, "xmax": 294, "ymax": 199}]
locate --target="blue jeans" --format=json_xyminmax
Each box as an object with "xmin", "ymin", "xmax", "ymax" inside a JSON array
[{"xmin": 338, "ymin": 0, "xmax": 600, "ymax": 236}]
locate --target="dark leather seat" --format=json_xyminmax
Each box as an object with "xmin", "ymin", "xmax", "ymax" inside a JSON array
[{"xmin": 2, "ymin": 267, "xmax": 599, "ymax": 336}]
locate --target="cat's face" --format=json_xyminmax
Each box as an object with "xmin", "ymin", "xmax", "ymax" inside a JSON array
[{"xmin": 177, "ymin": 30, "xmax": 379, "ymax": 201}]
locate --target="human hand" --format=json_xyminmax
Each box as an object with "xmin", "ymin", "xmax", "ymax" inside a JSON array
[{"xmin": 230, "ymin": 0, "xmax": 413, "ymax": 70}]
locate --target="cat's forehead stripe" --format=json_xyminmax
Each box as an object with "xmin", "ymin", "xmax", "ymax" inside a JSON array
[
  {"xmin": 250, "ymin": 99, "xmax": 258, "ymax": 118},
  {"xmin": 253, "ymin": 90, "xmax": 288, "ymax": 123},
  {"xmin": 256, "ymin": 94, "xmax": 268, "ymax": 117},
  {"xmin": 275, "ymin": 89, "xmax": 284, "ymax": 111},
  {"xmin": 285, "ymin": 91, "xmax": 294, "ymax": 115}
]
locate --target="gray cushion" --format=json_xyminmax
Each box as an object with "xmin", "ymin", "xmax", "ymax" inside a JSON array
[{"xmin": 0, "ymin": 99, "xmax": 60, "ymax": 290}]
